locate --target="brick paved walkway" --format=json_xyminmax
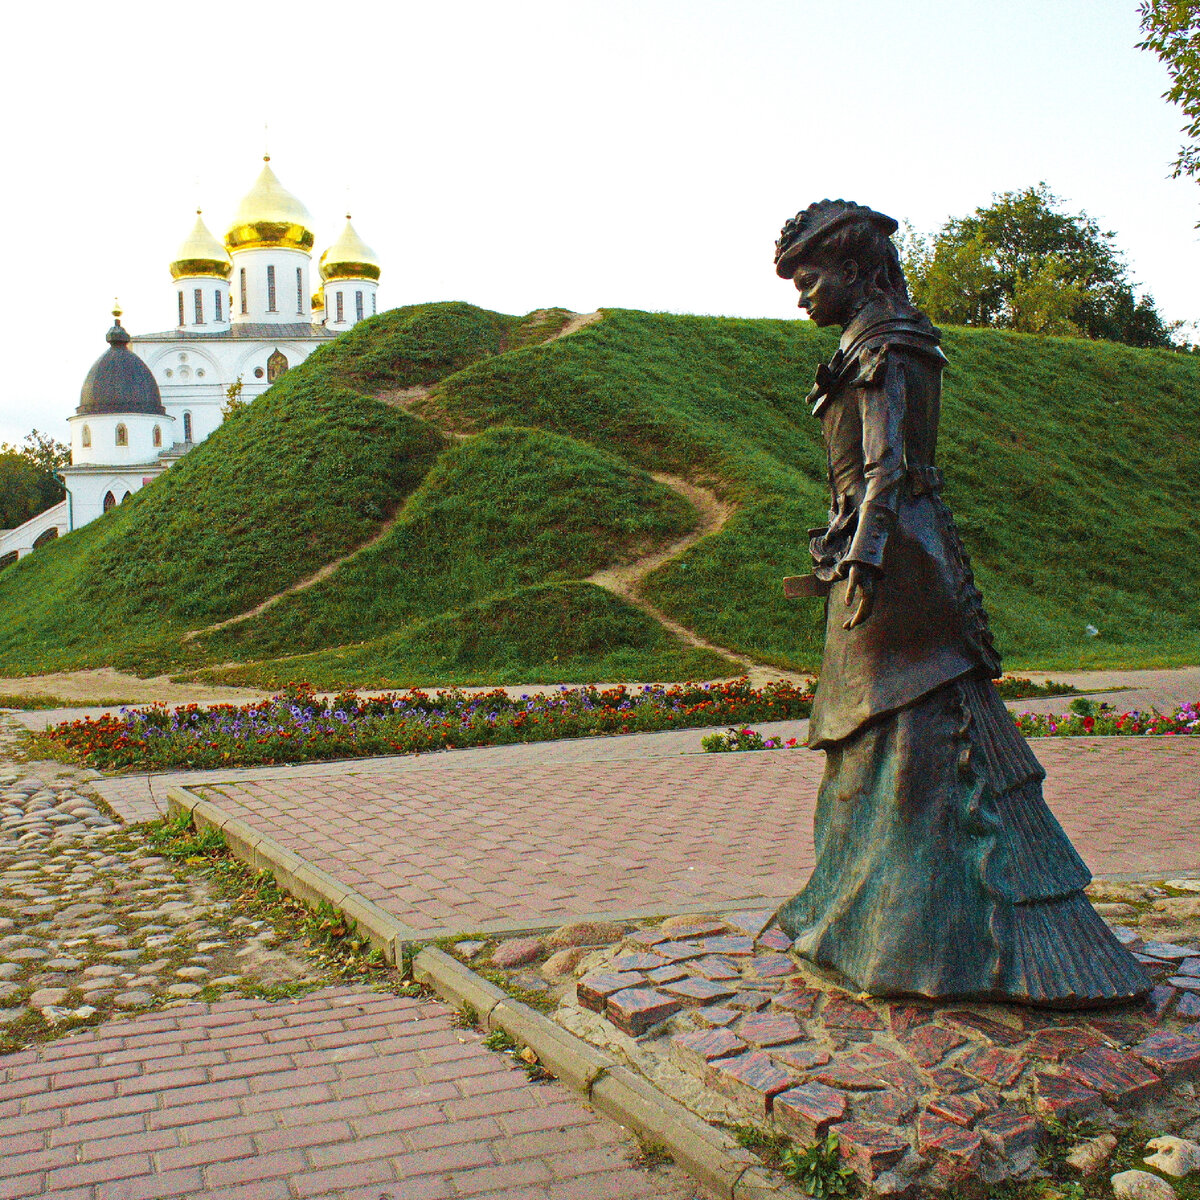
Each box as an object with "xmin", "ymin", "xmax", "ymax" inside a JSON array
[
  {"xmin": 0, "ymin": 988, "xmax": 696, "ymax": 1200},
  {"xmin": 168, "ymin": 738, "xmax": 1200, "ymax": 936}
]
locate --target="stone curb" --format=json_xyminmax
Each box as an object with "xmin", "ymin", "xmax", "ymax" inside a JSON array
[
  {"xmin": 414, "ymin": 946, "xmax": 806, "ymax": 1200},
  {"xmin": 165, "ymin": 784, "xmax": 423, "ymax": 965}
]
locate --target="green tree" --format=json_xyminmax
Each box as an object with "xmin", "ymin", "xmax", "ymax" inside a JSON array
[
  {"xmin": 902, "ymin": 184, "xmax": 1181, "ymax": 348},
  {"xmin": 1138, "ymin": 1, "xmax": 1200, "ymax": 184},
  {"xmin": 0, "ymin": 430, "xmax": 69, "ymax": 526}
]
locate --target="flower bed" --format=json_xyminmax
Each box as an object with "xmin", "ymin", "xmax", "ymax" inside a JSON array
[
  {"xmin": 37, "ymin": 679, "xmax": 814, "ymax": 771},
  {"xmin": 1013, "ymin": 699, "xmax": 1200, "ymax": 737}
]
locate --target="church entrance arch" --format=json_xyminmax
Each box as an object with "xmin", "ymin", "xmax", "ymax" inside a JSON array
[
  {"xmin": 32, "ymin": 527, "xmax": 58, "ymax": 549},
  {"xmin": 267, "ymin": 349, "xmax": 289, "ymax": 382}
]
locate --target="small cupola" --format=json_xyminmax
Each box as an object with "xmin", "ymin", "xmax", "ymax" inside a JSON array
[{"xmin": 77, "ymin": 306, "xmax": 166, "ymax": 417}]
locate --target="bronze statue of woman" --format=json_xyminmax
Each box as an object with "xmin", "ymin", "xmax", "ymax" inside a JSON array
[{"xmin": 773, "ymin": 200, "xmax": 1149, "ymax": 1007}]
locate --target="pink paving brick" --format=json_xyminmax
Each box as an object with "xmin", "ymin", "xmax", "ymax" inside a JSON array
[
  {"xmin": 668, "ymin": 1029, "xmax": 746, "ymax": 1074},
  {"xmin": 831, "ymin": 1122, "xmax": 911, "ymax": 1184},
  {"xmin": 958, "ymin": 1045, "xmax": 1026, "ymax": 1088},
  {"xmin": 775, "ymin": 1082, "xmax": 847, "ymax": 1140},
  {"xmin": 735, "ymin": 1013, "xmax": 805, "ymax": 1048},
  {"xmin": 706, "ymin": 1051, "xmax": 796, "ymax": 1114},
  {"xmin": 1131, "ymin": 1032, "xmax": 1200, "ymax": 1079},
  {"xmin": 577, "ymin": 972, "xmax": 645, "ymax": 1013},
  {"xmin": 0, "ymin": 989, "xmax": 698, "ymax": 1200},
  {"xmin": 1061, "ymin": 1046, "xmax": 1162, "ymax": 1101},
  {"xmin": 134, "ymin": 735, "xmax": 1200, "ymax": 935},
  {"xmin": 898, "ymin": 1024, "xmax": 967, "ymax": 1068},
  {"xmin": 660, "ymin": 977, "xmax": 737, "ymax": 1007},
  {"xmin": 1032, "ymin": 1071, "xmax": 1103, "ymax": 1116},
  {"xmin": 605, "ymin": 988, "xmax": 682, "ymax": 1036}
]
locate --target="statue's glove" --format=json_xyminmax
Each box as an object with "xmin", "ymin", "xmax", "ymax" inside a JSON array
[{"xmin": 842, "ymin": 562, "xmax": 879, "ymax": 630}]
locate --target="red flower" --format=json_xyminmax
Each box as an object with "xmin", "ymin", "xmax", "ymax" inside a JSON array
[{"xmin": 1083, "ymin": 716, "xmax": 1095, "ymax": 733}]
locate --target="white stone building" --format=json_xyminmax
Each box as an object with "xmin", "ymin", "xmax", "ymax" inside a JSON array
[{"xmin": 0, "ymin": 158, "xmax": 382, "ymax": 561}]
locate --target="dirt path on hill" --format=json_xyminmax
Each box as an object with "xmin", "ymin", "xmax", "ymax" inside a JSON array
[
  {"xmin": 585, "ymin": 475, "xmax": 811, "ymax": 687},
  {"xmin": 0, "ymin": 667, "xmax": 269, "ymax": 707}
]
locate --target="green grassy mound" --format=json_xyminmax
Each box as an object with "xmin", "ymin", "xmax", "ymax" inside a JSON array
[
  {"xmin": 0, "ymin": 373, "xmax": 444, "ymax": 673},
  {"xmin": 186, "ymin": 424, "xmax": 698, "ymax": 665},
  {"xmin": 2, "ymin": 300, "xmax": 1197, "ymax": 685},
  {"xmin": 196, "ymin": 583, "xmax": 735, "ymax": 690},
  {"xmin": 414, "ymin": 310, "xmax": 1200, "ymax": 671}
]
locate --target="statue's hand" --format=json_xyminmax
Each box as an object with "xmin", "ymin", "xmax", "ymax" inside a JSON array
[{"xmin": 842, "ymin": 563, "xmax": 879, "ymax": 630}]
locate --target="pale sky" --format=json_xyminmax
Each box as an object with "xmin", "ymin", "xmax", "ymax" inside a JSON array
[{"xmin": 3, "ymin": 0, "xmax": 1196, "ymax": 446}]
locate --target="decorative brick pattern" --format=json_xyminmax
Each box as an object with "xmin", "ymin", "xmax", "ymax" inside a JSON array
[
  {"xmin": 822, "ymin": 997, "xmax": 884, "ymax": 1030},
  {"xmin": 958, "ymin": 1045, "xmax": 1026, "ymax": 1088},
  {"xmin": 0, "ymin": 989, "xmax": 694, "ymax": 1200},
  {"xmin": 1025, "ymin": 1026, "xmax": 1105, "ymax": 1062}
]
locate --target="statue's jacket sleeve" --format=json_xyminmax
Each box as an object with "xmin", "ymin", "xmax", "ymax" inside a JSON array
[{"xmin": 807, "ymin": 313, "xmax": 1001, "ymax": 748}]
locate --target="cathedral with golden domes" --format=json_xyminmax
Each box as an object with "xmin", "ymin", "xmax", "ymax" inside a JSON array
[{"xmin": 54, "ymin": 158, "xmax": 382, "ymax": 533}]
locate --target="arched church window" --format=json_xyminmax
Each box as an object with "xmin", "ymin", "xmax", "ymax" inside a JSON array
[
  {"xmin": 115, "ymin": 424, "xmax": 128, "ymax": 447},
  {"xmin": 102, "ymin": 491, "xmax": 116, "ymax": 512},
  {"xmin": 183, "ymin": 412, "xmax": 193, "ymax": 442},
  {"xmin": 214, "ymin": 290, "xmax": 223, "ymax": 322},
  {"xmin": 33, "ymin": 527, "xmax": 58, "ymax": 549},
  {"xmin": 266, "ymin": 265, "xmax": 277, "ymax": 312},
  {"xmin": 0, "ymin": 552, "xmax": 17, "ymax": 571},
  {"xmin": 152, "ymin": 425, "xmax": 162, "ymax": 448},
  {"xmin": 194, "ymin": 289, "xmax": 204, "ymax": 324},
  {"xmin": 267, "ymin": 349, "xmax": 289, "ymax": 382},
  {"xmin": 296, "ymin": 267, "xmax": 304, "ymax": 314},
  {"xmin": 355, "ymin": 291, "xmax": 364, "ymax": 322},
  {"xmin": 371, "ymin": 292, "xmax": 376, "ymax": 315},
  {"xmin": 336, "ymin": 291, "xmax": 344, "ymax": 323},
  {"xmin": 121, "ymin": 491, "xmax": 132, "ymax": 504},
  {"xmin": 240, "ymin": 268, "xmax": 247, "ymax": 314},
  {"xmin": 178, "ymin": 292, "xmax": 185, "ymax": 327},
  {"xmin": 81, "ymin": 425, "xmax": 91, "ymax": 448}
]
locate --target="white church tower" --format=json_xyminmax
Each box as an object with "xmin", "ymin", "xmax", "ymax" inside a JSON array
[
  {"xmin": 320, "ymin": 216, "xmax": 382, "ymax": 331},
  {"xmin": 171, "ymin": 212, "xmax": 232, "ymax": 333},
  {"xmin": 227, "ymin": 157, "xmax": 316, "ymax": 326}
]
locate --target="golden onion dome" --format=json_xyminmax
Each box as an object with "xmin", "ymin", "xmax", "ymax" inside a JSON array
[
  {"xmin": 170, "ymin": 211, "xmax": 232, "ymax": 280},
  {"xmin": 319, "ymin": 215, "xmax": 381, "ymax": 281},
  {"xmin": 311, "ymin": 289, "xmax": 325, "ymax": 310},
  {"xmin": 225, "ymin": 157, "xmax": 315, "ymax": 253}
]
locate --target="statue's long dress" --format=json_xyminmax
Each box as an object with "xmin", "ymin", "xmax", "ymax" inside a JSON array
[
  {"xmin": 776, "ymin": 304, "xmax": 1148, "ymax": 1007},
  {"xmin": 777, "ymin": 670, "xmax": 1149, "ymax": 1006}
]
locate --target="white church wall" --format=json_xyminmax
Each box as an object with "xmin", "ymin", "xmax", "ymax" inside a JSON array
[
  {"xmin": 68, "ymin": 412, "xmax": 175, "ymax": 466},
  {"xmin": 173, "ymin": 276, "xmax": 232, "ymax": 333},
  {"xmin": 323, "ymin": 278, "xmax": 378, "ymax": 332},
  {"xmin": 230, "ymin": 247, "xmax": 311, "ymax": 325},
  {"xmin": 62, "ymin": 467, "xmax": 166, "ymax": 530}
]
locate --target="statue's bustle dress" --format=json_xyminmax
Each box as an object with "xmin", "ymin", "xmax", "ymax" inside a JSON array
[{"xmin": 775, "ymin": 298, "xmax": 1149, "ymax": 1007}]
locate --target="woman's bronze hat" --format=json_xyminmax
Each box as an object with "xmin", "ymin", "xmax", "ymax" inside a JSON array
[{"xmin": 774, "ymin": 200, "xmax": 899, "ymax": 279}]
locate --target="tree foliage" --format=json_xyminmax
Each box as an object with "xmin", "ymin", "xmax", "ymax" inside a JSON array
[
  {"xmin": 901, "ymin": 185, "xmax": 1181, "ymax": 347},
  {"xmin": 0, "ymin": 431, "xmax": 69, "ymax": 528},
  {"xmin": 1138, "ymin": 0, "xmax": 1200, "ymax": 183}
]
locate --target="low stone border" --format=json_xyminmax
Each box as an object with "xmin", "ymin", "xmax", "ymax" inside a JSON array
[
  {"xmin": 165, "ymin": 783, "xmax": 804, "ymax": 1199},
  {"xmin": 166, "ymin": 784, "xmax": 423, "ymax": 963}
]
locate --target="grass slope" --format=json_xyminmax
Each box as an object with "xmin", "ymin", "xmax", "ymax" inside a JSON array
[
  {"xmin": 187, "ymin": 425, "xmax": 700, "ymax": 665},
  {"xmin": 414, "ymin": 310, "xmax": 1200, "ymax": 671},
  {"xmin": 197, "ymin": 583, "xmax": 733, "ymax": 690},
  {"xmin": 1, "ymin": 301, "xmax": 1197, "ymax": 685}
]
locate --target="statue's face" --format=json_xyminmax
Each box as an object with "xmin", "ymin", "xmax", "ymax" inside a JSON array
[{"xmin": 791, "ymin": 258, "xmax": 860, "ymax": 327}]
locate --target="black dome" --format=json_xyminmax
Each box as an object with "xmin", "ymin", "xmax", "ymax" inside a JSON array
[{"xmin": 77, "ymin": 317, "xmax": 166, "ymax": 417}]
